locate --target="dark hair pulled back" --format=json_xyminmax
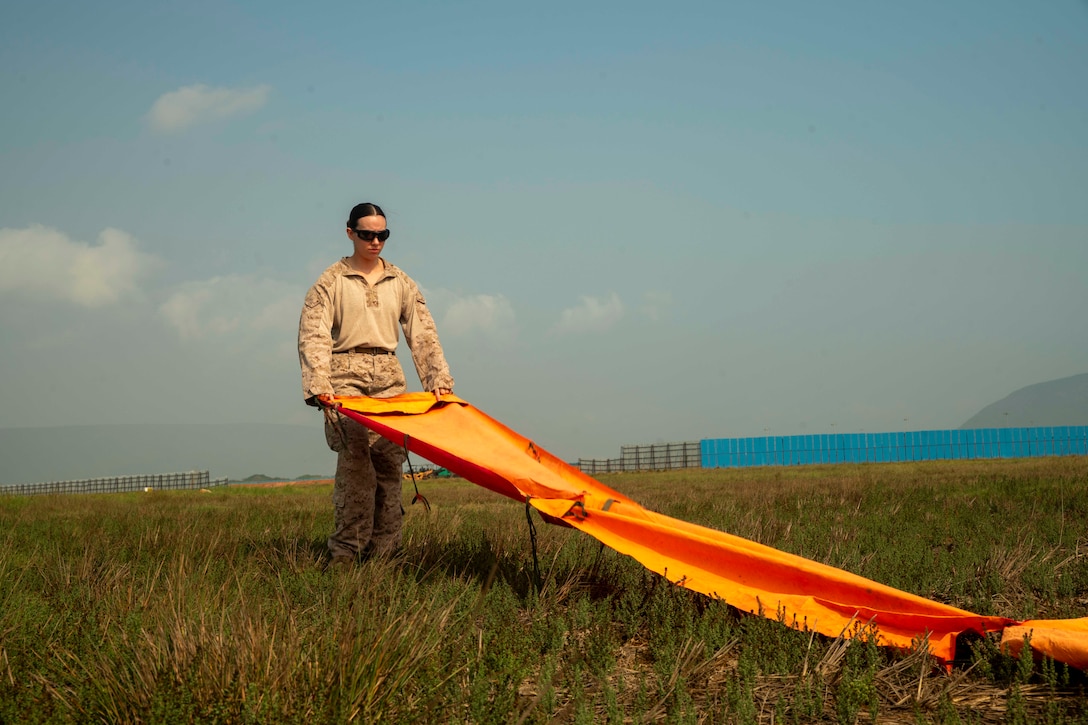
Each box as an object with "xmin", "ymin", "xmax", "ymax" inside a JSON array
[{"xmin": 347, "ymin": 202, "xmax": 386, "ymax": 228}]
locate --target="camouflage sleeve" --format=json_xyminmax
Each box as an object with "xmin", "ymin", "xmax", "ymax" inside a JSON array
[
  {"xmin": 400, "ymin": 276, "xmax": 454, "ymax": 392},
  {"xmin": 298, "ymin": 277, "xmax": 336, "ymax": 404}
]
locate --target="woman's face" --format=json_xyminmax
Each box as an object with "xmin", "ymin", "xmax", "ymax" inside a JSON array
[{"xmin": 347, "ymin": 215, "xmax": 388, "ymax": 263}]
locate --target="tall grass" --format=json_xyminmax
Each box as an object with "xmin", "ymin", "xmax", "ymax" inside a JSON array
[{"xmin": 2, "ymin": 457, "xmax": 1086, "ymax": 723}]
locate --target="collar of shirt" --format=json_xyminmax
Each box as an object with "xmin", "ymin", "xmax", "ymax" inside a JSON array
[{"xmin": 338, "ymin": 257, "xmax": 397, "ymax": 283}]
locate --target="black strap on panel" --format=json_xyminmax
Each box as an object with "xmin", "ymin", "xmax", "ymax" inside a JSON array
[
  {"xmin": 402, "ymin": 434, "xmax": 431, "ymax": 512},
  {"xmin": 525, "ymin": 495, "xmax": 542, "ymax": 593}
]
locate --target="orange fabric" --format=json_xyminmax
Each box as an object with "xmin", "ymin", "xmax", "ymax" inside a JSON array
[
  {"xmin": 332, "ymin": 393, "xmax": 1088, "ymax": 669},
  {"xmin": 1001, "ymin": 618, "xmax": 1088, "ymax": 671}
]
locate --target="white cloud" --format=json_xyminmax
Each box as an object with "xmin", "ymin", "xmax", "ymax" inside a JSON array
[
  {"xmin": 641, "ymin": 290, "xmax": 674, "ymax": 321},
  {"xmin": 552, "ymin": 293, "xmax": 624, "ymax": 335},
  {"xmin": 159, "ymin": 283, "xmax": 215, "ymax": 339},
  {"xmin": 147, "ymin": 83, "xmax": 272, "ymax": 133},
  {"xmin": 441, "ymin": 293, "xmax": 517, "ymax": 340},
  {"xmin": 0, "ymin": 225, "xmax": 158, "ymax": 307},
  {"xmin": 160, "ymin": 275, "xmax": 302, "ymax": 341}
]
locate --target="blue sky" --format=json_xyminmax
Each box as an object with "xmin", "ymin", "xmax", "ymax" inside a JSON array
[{"xmin": 1, "ymin": 0, "xmax": 1086, "ymax": 465}]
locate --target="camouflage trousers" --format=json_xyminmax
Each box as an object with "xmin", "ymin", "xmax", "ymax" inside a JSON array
[{"xmin": 324, "ymin": 352, "xmax": 408, "ymax": 559}]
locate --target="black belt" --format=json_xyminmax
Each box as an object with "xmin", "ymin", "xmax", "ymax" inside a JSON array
[{"xmin": 335, "ymin": 347, "xmax": 395, "ymax": 355}]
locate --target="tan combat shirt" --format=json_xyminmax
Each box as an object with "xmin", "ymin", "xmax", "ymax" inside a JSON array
[{"xmin": 298, "ymin": 258, "xmax": 454, "ymax": 401}]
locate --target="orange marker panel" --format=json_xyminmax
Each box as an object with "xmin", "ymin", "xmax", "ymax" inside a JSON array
[{"xmin": 333, "ymin": 393, "xmax": 1087, "ymax": 669}]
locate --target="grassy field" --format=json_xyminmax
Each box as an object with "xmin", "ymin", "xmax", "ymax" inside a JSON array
[{"xmin": 2, "ymin": 457, "xmax": 1087, "ymax": 723}]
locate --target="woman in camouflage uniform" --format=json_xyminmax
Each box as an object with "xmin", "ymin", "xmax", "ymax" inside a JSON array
[{"xmin": 298, "ymin": 202, "xmax": 454, "ymax": 565}]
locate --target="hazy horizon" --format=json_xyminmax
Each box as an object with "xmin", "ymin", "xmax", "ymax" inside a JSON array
[{"xmin": 3, "ymin": 372, "xmax": 1084, "ymax": 486}]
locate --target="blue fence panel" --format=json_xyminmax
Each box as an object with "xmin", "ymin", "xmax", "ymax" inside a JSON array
[{"xmin": 700, "ymin": 425, "xmax": 1085, "ymax": 469}]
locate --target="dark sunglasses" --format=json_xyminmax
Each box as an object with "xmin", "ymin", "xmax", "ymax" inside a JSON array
[{"xmin": 353, "ymin": 228, "xmax": 390, "ymax": 242}]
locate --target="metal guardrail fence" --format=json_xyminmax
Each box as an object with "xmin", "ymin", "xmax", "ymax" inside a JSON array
[
  {"xmin": 578, "ymin": 441, "xmax": 701, "ymax": 474},
  {"xmin": 9, "ymin": 427, "xmax": 1081, "ymax": 493},
  {"xmin": 578, "ymin": 428, "xmax": 1087, "ymax": 474},
  {"xmin": 0, "ymin": 470, "xmax": 230, "ymax": 496}
]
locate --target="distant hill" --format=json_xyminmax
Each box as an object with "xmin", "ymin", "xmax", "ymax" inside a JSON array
[
  {"xmin": 0, "ymin": 423, "xmax": 333, "ymax": 486},
  {"xmin": 961, "ymin": 373, "xmax": 1088, "ymax": 429}
]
